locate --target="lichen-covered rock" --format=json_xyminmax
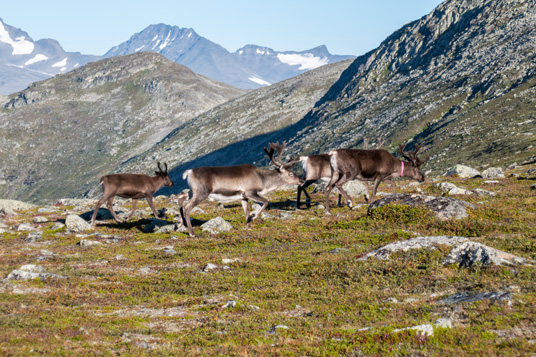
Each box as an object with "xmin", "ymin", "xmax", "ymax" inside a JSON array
[
  {"xmin": 443, "ymin": 241, "xmax": 530, "ymax": 267},
  {"xmin": 0, "ymin": 199, "xmax": 36, "ymax": 212},
  {"xmin": 358, "ymin": 236, "xmax": 469, "ymax": 261},
  {"xmin": 78, "ymin": 239, "xmax": 104, "ymax": 247},
  {"xmin": 481, "ymin": 167, "xmax": 505, "ymax": 179},
  {"xmin": 65, "ymin": 215, "xmax": 92, "ymax": 232},
  {"xmin": 368, "ymin": 194, "xmax": 475, "ymax": 220},
  {"xmin": 201, "ymin": 217, "xmax": 233, "ymax": 233},
  {"xmin": 444, "ymin": 165, "xmax": 481, "ymax": 178}
]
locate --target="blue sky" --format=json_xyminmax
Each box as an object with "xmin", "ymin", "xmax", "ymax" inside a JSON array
[{"xmin": 2, "ymin": 0, "xmax": 443, "ymax": 57}]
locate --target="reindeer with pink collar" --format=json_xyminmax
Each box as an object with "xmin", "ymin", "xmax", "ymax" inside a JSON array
[{"xmin": 324, "ymin": 143, "xmax": 429, "ymax": 214}]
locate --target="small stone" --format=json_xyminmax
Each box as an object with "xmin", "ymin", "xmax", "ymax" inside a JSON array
[
  {"xmin": 201, "ymin": 217, "xmax": 233, "ymax": 233},
  {"xmin": 115, "ymin": 254, "xmax": 127, "ymax": 261},
  {"xmin": 78, "ymin": 239, "xmax": 104, "ymax": 247},
  {"xmin": 222, "ymin": 258, "xmax": 240, "ymax": 264},
  {"xmin": 481, "ymin": 167, "xmax": 505, "ymax": 179},
  {"xmin": 248, "ymin": 305, "xmax": 261, "ymax": 311},
  {"xmin": 203, "ymin": 263, "xmax": 219, "ymax": 272},
  {"xmin": 24, "ymin": 231, "xmax": 43, "ymax": 242},
  {"xmin": 434, "ymin": 318, "xmax": 453, "ymax": 329},
  {"xmin": 65, "ymin": 215, "xmax": 92, "ymax": 232},
  {"xmin": 222, "ymin": 300, "xmax": 236, "ymax": 309},
  {"xmin": 17, "ymin": 223, "xmax": 38, "ymax": 232},
  {"xmin": 384, "ymin": 297, "xmax": 399, "ymax": 304},
  {"xmin": 444, "ymin": 165, "xmax": 481, "ymax": 178},
  {"xmin": 394, "ymin": 324, "xmax": 434, "ymax": 337},
  {"xmin": 163, "ymin": 246, "xmax": 177, "ymax": 255},
  {"xmin": 33, "ymin": 216, "xmax": 49, "ymax": 223},
  {"xmin": 471, "ymin": 188, "xmax": 496, "ymax": 197}
]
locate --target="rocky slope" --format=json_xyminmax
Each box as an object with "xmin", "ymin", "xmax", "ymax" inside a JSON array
[
  {"xmin": 0, "ymin": 52, "xmax": 244, "ymax": 203},
  {"xmin": 278, "ymin": 0, "xmax": 536, "ymax": 170},
  {"xmin": 110, "ymin": 0, "xmax": 536, "ymax": 196}
]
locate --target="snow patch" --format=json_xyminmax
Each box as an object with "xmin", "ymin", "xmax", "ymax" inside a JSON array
[
  {"xmin": 135, "ymin": 45, "xmax": 146, "ymax": 52},
  {"xmin": 151, "ymin": 40, "xmax": 161, "ymax": 50},
  {"xmin": 256, "ymin": 48, "xmax": 270, "ymax": 55},
  {"xmin": 277, "ymin": 53, "xmax": 329, "ymax": 70},
  {"xmin": 151, "ymin": 35, "xmax": 158, "ymax": 42},
  {"xmin": 0, "ymin": 22, "xmax": 34, "ymax": 55},
  {"xmin": 248, "ymin": 76, "xmax": 271, "ymax": 86},
  {"xmin": 52, "ymin": 58, "xmax": 68, "ymax": 68},
  {"xmin": 159, "ymin": 31, "xmax": 172, "ymax": 51},
  {"xmin": 25, "ymin": 54, "xmax": 48, "ymax": 66}
]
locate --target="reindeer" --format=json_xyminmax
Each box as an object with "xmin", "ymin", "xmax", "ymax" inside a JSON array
[
  {"xmin": 178, "ymin": 142, "xmax": 304, "ymax": 236},
  {"xmin": 324, "ymin": 143, "xmax": 429, "ymax": 214},
  {"xmin": 297, "ymin": 137, "xmax": 386, "ymax": 209},
  {"xmin": 90, "ymin": 162, "xmax": 174, "ymax": 225}
]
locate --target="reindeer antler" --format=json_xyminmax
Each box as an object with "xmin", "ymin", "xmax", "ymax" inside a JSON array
[
  {"xmin": 398, "ymin": 144, "xmax": 413, "ymax": 162},
  {"xmin": 157, "ymin": 162, "xmax": 169, "ymax": 173},
  {"xmin": 399, "ymin": 143, "xmax": 429, "ymax": 166},
  {"xmin": 376, "ymin": 137, "xmax": 385, "ymax": 149},
  {"xmin": 263, "ymin": 146, "xmax": 280, "ymax": 167}
]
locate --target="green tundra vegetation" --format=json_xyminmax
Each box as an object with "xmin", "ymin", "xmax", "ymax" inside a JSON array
[{"xmin": 0, "ymin": 168, "xmax": 535, "ymax": 355}]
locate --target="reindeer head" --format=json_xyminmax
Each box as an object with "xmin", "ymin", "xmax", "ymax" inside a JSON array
[
  {"xmin": 156, "ymin": 162, "xmax": 174, "ymax": 187},
  {"xmin": 398, "ymin": 144, "xmax": 429, "ymax": 182},
  {"xmin": 264, "ymin": 141, "xmax": 304, "ymax": 185}
]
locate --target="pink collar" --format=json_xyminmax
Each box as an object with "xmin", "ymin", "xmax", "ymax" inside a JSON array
[{"xmin": 400, "ymin": 161, "xmax": 405, "ymax": 177}]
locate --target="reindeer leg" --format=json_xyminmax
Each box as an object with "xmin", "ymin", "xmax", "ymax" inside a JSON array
[
  {"xmin": 370, "ymin": 177, "xmax": 382, "ymax": 203},
  {"xmin": 325, "ymin": 172, "xmax": 341, "ymax": 215},
  {"xmin": 334, "ymin": 174, "xmax": 353, "ymax": 208},
  {"xmin": 364, "ymin": 181, "xmax": 370, "ymax": 202},
  {"xmin": 126, "ymin": 199, "xmax": 138, "ymax": 221},
  {"xmin": 146, "ymin": 195, "xmax": 160, "ymax": 220},
  {"xmin": 183, "ymin": 194, "xmax": 208, "ymax": 237},
  {"xmin": 389, "ymin": 179, "xmax": 396, "ymax": 194},
  {"xmin": 106, "ymin": 196, "xmax": 122, "ymax": 223},
  {"xmin": 90, "ymin": 196, "xmax": 107, "ymax": 226},
  {"xmin": 297, "ymin": 179, "xmax": 315, "ymax": 209},
  {"xmin": 244, "ymin": 191, "xmax": 269, "ymax": 227},
  {"xmin": 241, "ymin": 199, "xmax": 253, "ymax": 229}
]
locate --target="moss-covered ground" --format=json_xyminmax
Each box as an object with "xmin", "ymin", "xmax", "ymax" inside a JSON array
[{"xmin": 0, "ymin": 168, "xmax": 535, "ymax": 355}]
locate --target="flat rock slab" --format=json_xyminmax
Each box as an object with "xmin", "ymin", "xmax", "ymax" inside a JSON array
[
  {"xmin": 368, "ymin": 194, "xmax": 475, "ymax": 220},
  {"xmin": 444, "ymin": 241, "xmax": 531, "ymax": 267},
  {"xmin": 438, "ymin": 291, "xmax": 511, "ymax": 305},
  {"xmin": 0, "ymin": 199, "xmax": 36, "ymax": 211},
  {"xmin": 359, "ymin": 236, "xmax": 531, "ymax": 267},
  {"xmin": 358, "ymin": 236, "xmax": 468, "ymax": 261}
]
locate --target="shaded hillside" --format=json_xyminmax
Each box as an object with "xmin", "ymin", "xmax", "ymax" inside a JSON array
[
  {"xmin": 0, "ymin": 52, "xmax": 244, "ymax": 203},
  {"xmin": 94, "ymin": 59, "xmax": 354, "ymax": 197}
]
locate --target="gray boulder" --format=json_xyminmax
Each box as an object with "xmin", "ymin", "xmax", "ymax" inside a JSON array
[
  {"xmin": 368, "ymin": 194, "xmax": 475, "ymax": 220},
  {"xmin": 438, "ymin": 291, "xmax": 511, "ymax": 305},
  {"xmin": 65, "ymin": 215, "xmax": 92, "ymax": 232},
  {"xmin": 201, "ymin": 217, "xmax": 233, "ymax": 233},
  {"xmin": 0, "ymin": 199, "xmax": 36, "ymax": 212},
  {"xmin": 444, "ymin": 165, "xmax": 481, "ymax": 178},
  {"xmin": 358, "ymin": 236, "xmax": 469, "ymax": 261},
  {"xmin": 481, "ymin": 167, "xmax": 505, "ymax": 179},
  {"xmin": 4, "ymin": 264, "xmax": 66, "ymax": 281},
  {"xmin": 443, "ymin": 241, "xmax": 531, "ymax": 267}
]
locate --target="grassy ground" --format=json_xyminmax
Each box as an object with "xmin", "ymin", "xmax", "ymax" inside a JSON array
[{"xmin": 0, "ymin": 168, "xmax": 535, "ymax": 356}]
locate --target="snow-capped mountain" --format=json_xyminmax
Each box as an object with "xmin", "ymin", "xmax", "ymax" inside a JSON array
[
  {"xmin": 105, "ymin": 24, "xmax": 355, "ymax": 89},
  {"xmin": 0, "ymin": 18, "xmax": 100, "ymax": 95}
]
